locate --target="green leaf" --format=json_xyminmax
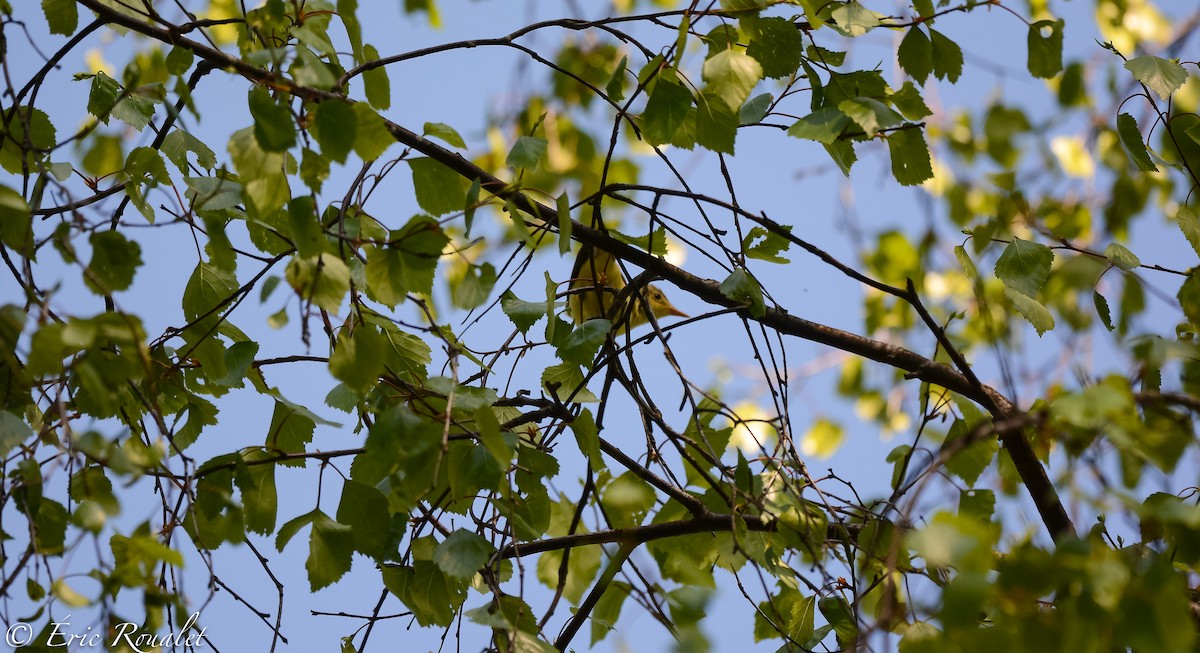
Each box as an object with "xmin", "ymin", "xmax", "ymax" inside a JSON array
[
  {"xmin": 839, "ymin": 97, "xmax": 902, "ymax": 137},
  {"xmin": 1177, "ymin": 205, "xmax": 1200, "ymax": 258},
  {"xmin": 124, "ymin": 146, "xmax": 171, "ymax": 187},
  {"xmin": 475, "ymin": 405, "xmax": 514, "ymax": 466},
  {"xmin": 183, "ymin": 261, "xmax": 238, "ymax": 321},
  {"xmin": 507, "ymin": 136, "xmax": 548, "ymax": 170},
  {"xmin": 1057, "ymin": 61, "xmax": 1086, "ymax": 107},
  {"xmin": 501, "ymin": 291, "xmax": 546, "ymax": 333},
  {"xmin": 123, "ymin": 147, "xmax": 172, "ymax": 222},
  {"xmin": 702, "ymin": 48, "xmax": 763, "ymax": 110},
  {"xmin": 1027, "ymin": 19, "xmax": 1064, "ymax": 79},
  {"xmin": 1117, "ymin": 113, "xmax": 1158, "ymax": 172},
  {"xmin": 451, "ymin": 262, "xmax": 497, "ymax": 309},
  {"xmin": 329, "ymin": 324, "xmax": 386, "ymax": 393},
  {"xmin": 831, "ymin": 2, "xmax": 881, "ymax": 36},
  {"xmin": 887, "ymin": 127, "xmax": 933, "ymax": 186},
  {"xmin": 307, "ymin": 511, "xmax": 354, "ymax": 591},
  {"xmin": 311, "ymin": 100, "xmax": 357, "ymax": 163},
  {"xmin": 248, "ymin": 87, "xmax": 296, "ymax": 152},
  {"xmin": 300, "ymin": 147, "xmax": 330, "ymax": 194},
  {"xmin": 186, "ymin": 174, "xmax": 240, "ymax": 215},
  {"xmin": 87, "ymin": 72, "xmax": 121, "ymax": 122},
  {"xmin": 0, "ymin": 411, "xmax": 31, "ymax": 457},
  {"xmin": 1179, "ymin": 269, "xmax": 1200, "ymax": 326},
  {"xmin": 719, "ymin": 0, "xmax": 767, "ymax": 9},
  {"xmin": 1, "ymin": 106, "xmax": 56, "ymax": 174},
  {"xmin": 352, "ymin": 103, "xmax": 393, "ymax": 161},
  {"xmin": 959, "ymin": 489, "xmax": 995, "ymax": 522},
  {"xmin": 719, "ymin": 268, "xmax": 766, "ymax": 317},
  {"xmin": 373, "ymin": 319, "xmax": 432, "ymax": 384},
  {"xmin": 433, "ymin": 529, "xmax": 494, "ymax": 580},
  {"xmin": 236, "ymin": 450, "xmax": 278, "ymax": 535},
  {"xmin": 954, "ymin": 245, "xmax": 978, "ymax": 279},
  {"xmin": 557, "ymin": 319, "xmax": 611, "ymax": 367},
  {"xmin": 266, "ymin": 399, "xmax": 317, "ymax": 463},
  {"xmin": 994, "ymin": 237, "xmax": 1053, "ymax": 298},
  {"xmin": 229, "ymin": 127, "xmax": 289, "ymax": 217},
  {"xmin": 1104, "ymin": 242, "xmax": 1140, "ymax": 271},
  {"xmin": 606, "ymin": 55, "xmax": 628, "ymax": 102},
  {"xmin": 336, "ymin": 479, "xmax": 391, "ymax": 558},
  {"xmin": 746, "ymin": 17, "xmax": 803, "ymax": 79},
  {"xmin": 287, "ymin": 196, "xmax": 326, "ymax": 258},
  {"xmin": 364, "ymin": 244, "xmax": 407, "ymax": 308},
  {"xmin": 929, "ymin": 29, "xmax": 962, "ymax": 83},
  {"xmin": 541, "ymin": 363, "xmax": 597, "ymax": 403},
  {"xmin": 739, "ymin": 92, "xmax": 772, "ymax": 125},
  {"xmin": 51, "ymin": 578, "xmax": 91, "ymax": 607},
  {"xmin": 610, "ymin": 227, "xmax": 668, "ymax": 255},
  {"xmin": 392, "ymin": 215, "xmax": 447, "ymax": 295},
  {"xmin": 339, "ymin": 0, "xmax": 364, "ymax": 58},
  {"xmin": 175, "ymin": 393, "xmax": 218, "ymax": 450},
  {"xmin": 1124, "ymin": 55, "xmax": 1188, "ymax": 100},
  {"xmin": 890, "ymin": 81, "xmax": 932, "ymax": 120},
  {"xmin": 818, "ymin": 596, "xmax": 859, "ymax": 648},
  {"xmin": 642, "ymin": 71, "xmax": 693, "ymax": 145},
  {"xmin": 408, "ymin": 157, "xmax": 469, "ymax": 216},
  {"xmin": 604, "ymin": 473, "xmax": 657, "ymax": 530},
  {"xmin": 788, "ymin": 107, "xmax": 850, "ymax": 144},
  {"xmin": 162, "ymin": 129, "xmax": 216, "ymax": 173},
  {"xmin": 382, "ymin": 562, "xmax": 467, "ymax": 627},
  {"xmin": 362, "ymin": 44, "xmax": 391, "ymax": 110},
  {"xmin": 286, "ymin": 253, "xmax": 350, "ymax": 314},
  {"xmin": 1004, "ymin": 288, "xmax": 1055, "ymax": 335},
  {"xmin": 885, "ymin": 445, "xmax": 913, "ymax": 491},
  {"xmin": 555, "ymin": 192, "xmax": 573, "ymax": 255},
  {"xmin": 743, "ymin": 226, "xmax": 791, "ymax": 264},
  {"xmin": 806, "ymin": 45, "xmax": 845, "ymax": 67},
  {"xmin": 571, "ymin": 408, "xmax": 603, "ymax": 471},
  {"xmin": 674, "ymin": 13, "xmax": 691, "ymax": 63},
  {"xmin": 1094, "ymin": 291, "xmax": 1114, "ymax": 331},
  {"xmin": 276, "ymin": 509, "xmax": 316, "ymax": 552},
  {"xmin": 591, "ymin": 580, "xmax": 632, "ymax": 644},
  {"xmin": 463, "ymin": 176, "xmax": 482, "ymax": 237},
  {"xmin": 695, "ymin": 91, "xmax": 739, "ymax": 154},
  {"xmin": 166, "ymin": 46, "xmax": 194, "ymax": 75},
  {"xmin": 898, "ymin": 27, "xmax": 932, "ymax": 84},
  {"xmin": 703, "ymin": 24, "xmax": 739, "ymax": 58},
  {"xmin": 112, "ymin": 90, "xmax": 159, "ymax": 131},
  {"xmin": 824, "ymin": 139, "xmax": 857, "ymax": 176},
  {"xmin": 42, "ymin": 0, "xmax": 78, "ymax": 35},
  {"xmin": 536, "ymin": 531, "xmax": 600, "ymax": 607},
  {"xmin": 0, "ymin": 186, "xmax": 32, "ymax": 256},
  {"xmin": 84, "ymin": 231, "xmax": 142, "ymax": 295},
  {"xmin": 422, "ymin": 121, "xmax": 466, "ymax": 149},
  {"xmin": 33, "ymin": 498, "xmax": 68, "ymax": 554},
  {"xmin": 802, "ymin": 418, "xmax": 844, "ymax": 459}
]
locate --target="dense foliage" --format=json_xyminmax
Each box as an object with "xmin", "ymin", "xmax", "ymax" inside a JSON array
[{"xmin": 2, "ymin": 0, "xmax": 1199, "ymax": 651}]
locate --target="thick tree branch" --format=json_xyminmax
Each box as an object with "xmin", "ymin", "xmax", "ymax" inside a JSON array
[{"xmin": 497, "ymin": 513, "xmax": 861, "ymax": 560}]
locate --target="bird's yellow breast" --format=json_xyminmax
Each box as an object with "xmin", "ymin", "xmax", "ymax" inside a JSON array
[{"xmin": 568, "ymin": 245, "xmax": 686, "ymax": 332}]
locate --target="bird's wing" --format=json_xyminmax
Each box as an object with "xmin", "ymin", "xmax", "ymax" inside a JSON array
[
  {"xmin": 570, "ymin": 244, "xmax": 626, "ymax": 291},
  {"xmin": 569, "ymin": 245, "xmax": 628, "ymax": 324}
]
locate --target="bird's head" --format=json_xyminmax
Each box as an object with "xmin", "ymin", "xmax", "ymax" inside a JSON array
[
  {"xmin": 642, "ymin": 284, "xmax": 688, "ymax": 320},
  {"xmin": 621, "ymin": 284, "xmax": 687, "ymax": 331}
]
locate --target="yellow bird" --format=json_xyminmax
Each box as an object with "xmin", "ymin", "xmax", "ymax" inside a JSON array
[{"xmin": 568, "ymin": 244, "xmax": 687, "ymax": 331}]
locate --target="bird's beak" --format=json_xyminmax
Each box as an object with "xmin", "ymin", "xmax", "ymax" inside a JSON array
[{"xmin": 668, "ymin": 306, "xmax": 689, "ymax": 318}]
